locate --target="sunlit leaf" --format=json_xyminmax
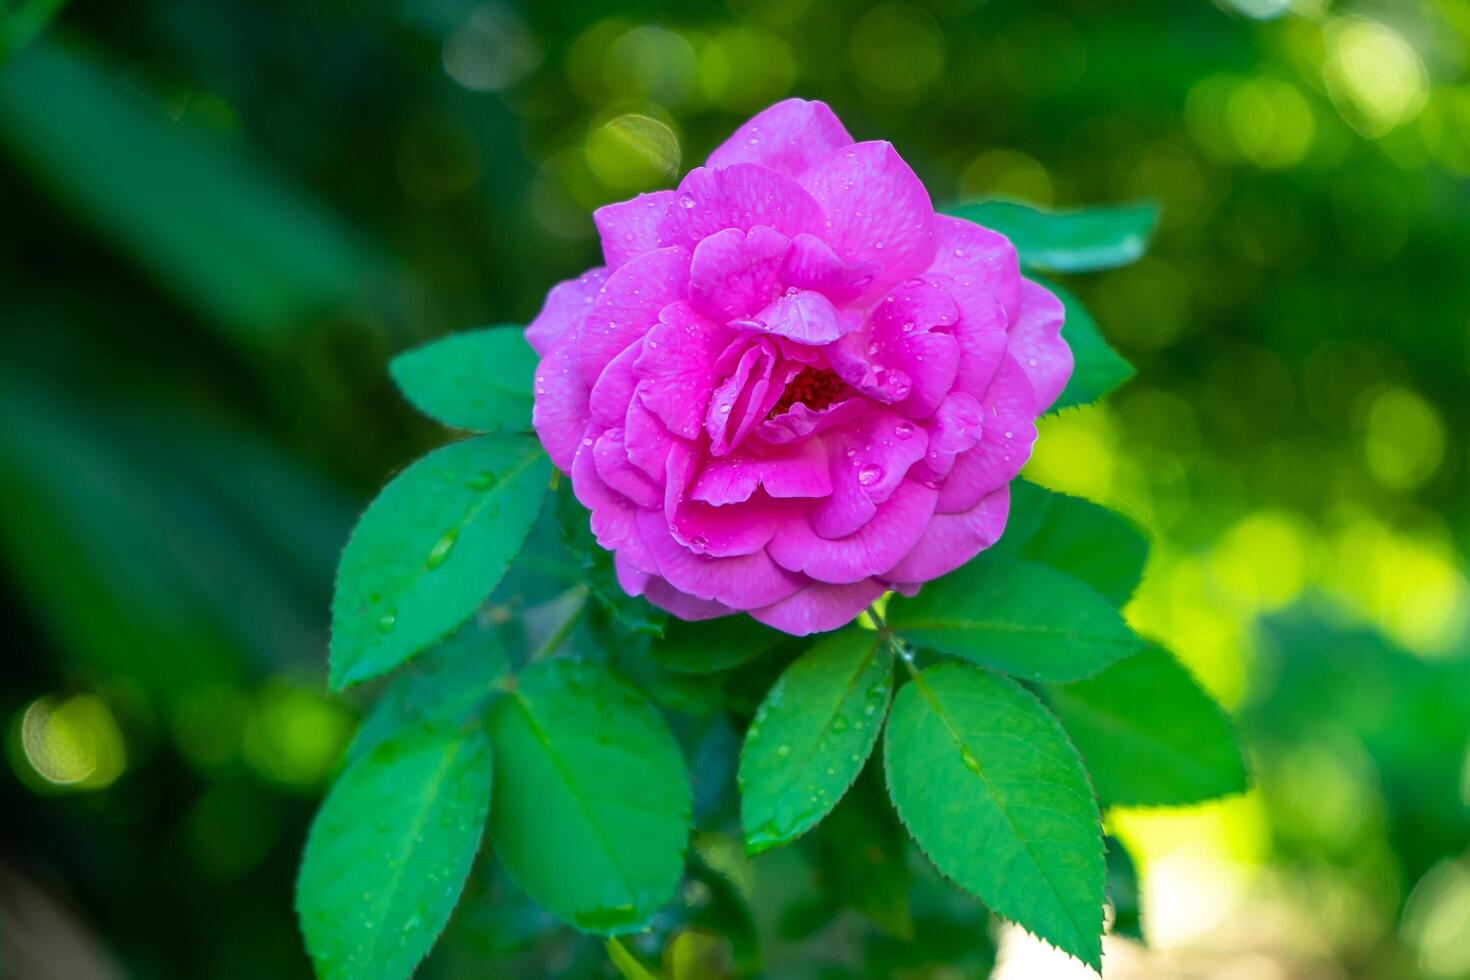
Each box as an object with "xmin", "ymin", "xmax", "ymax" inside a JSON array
[
  {"xmin": 329, "ymin": 434, "xmax": 549, "ymax": 689},
  {"xmin": 886, "ymin": 556, "xmax": 1142, "ymax": 682},
  {"xmin": 946, "ymin": 199, "xmax": 1158, "ymax": 272},
  {"xmin": 1044, "ymin": 647, "xmax": 1247, "ymax": 806},
  {"xmin": 1041, "ymin": 278, "xmax": 1134, "ymax": 411},
  {"xmin": 389, "ymin": 326, "xmax": 537, "ymax": 433},
  {"xmin": 884, "ymin": 663, "xmax": 1104, "ymax": 969},
  {"xmin": 1000, "ymin": 481, "xmax": 1149, "ymax": 606},
  {"xmin": 297, "ymin": 721, "xmax": 493, "ymax": 980},
  {"xmin": 487, "ymin": 658, "xmax": 690, "ymax": 935},
  {"xmin": 738, "ymin": 629, "xmax": 892, "ymax": 855}
]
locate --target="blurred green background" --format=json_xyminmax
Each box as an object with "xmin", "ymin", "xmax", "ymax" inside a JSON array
[{"xmin": 1, "ymin": 0, "xmax": 1467, "ymax": 977}]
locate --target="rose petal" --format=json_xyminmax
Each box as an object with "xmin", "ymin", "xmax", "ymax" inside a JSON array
[
  {"xmin": 780, "ymin": 233, "xmax": 879, "ymax": 304},
  {"xmin": 531, "ymin": 330, "xmax": 589, "ymax": 472},
  {"xmin": 705, "ymin": 338, "xmax": 785, "ymax": 456},
  {"xmin": 616, "ymin": 554, "xmax": 652, "ymax": 597},
  {"xmin": 927, "ymin": 214, "xmax": 1022, "ymax": 320},
  {"xmin": 525, "ymin": 267, "xmax": 608, "ymax": 355},
  {"xmin": 812, "ymin": 410, "xmax": 930, "ymax": 537},
  {"xmin": 799, "ymin": 141, "xmax": 936, "ymax": 298},
  {"xmin": 635, "ymin": 301, "xmax": 732, "ymax": 439},
  {"xmin": 643, "ymin": 576, "xmax": 735, "ymax": 621},
  {"xmin": 691, "ymin": 438, "xmax": 833, "ymax": 505},
  {"xmin": 577, "ymin": 246, "xmax": 690, "ymax": 380},
  {"xmin": 769, "ymin": 480, "xmax": 938, "ymax": 584},
  {"xmin": 884, "ymin": 483, "xmax": 1010, "ymax": 582},
  {"xmin": 909, "ymin": 391, "xmax": 983, "ymax": 483},
  {"xmin": 936, "ymin": 355, "xmax": 1038, "ymax": 514},
  {"xmin": 589, "ymin": 341, "xmax": 643, "ymax": 429},
  {"xmin": 593, "ymin": 427, "xmax": 661, "ymax": 509},
  {"xmin": 571, "ymin": 441, "xmax": 657, "ymax": 573},
  {"xmin": 688, "ymin": 225, "xmax": 791, "ymax": 323},
  {"xmin": 748, "ymin": 578, "xmax": 885, "ymax": 636},
  {"xmin": 624, "ymin": 396, "xmax": 680, "ymax": 484},
  {"xmin": 1007, "ymin": 278, "xmax": 1073, "ymax": 413},
  {"xmin": 672, "ymin": 164, "xmax": 824, "ymax": 244},
  {"xmin": 593, "ymin": 191, "xmax": 680, "ymax": 269},
  {"xmin": 735, "ymin": 288, "xmax": 850, "ymax": 345},
  {"xmin": 705, "ymin": 98, "xmax": 855, "ymax": 179},
  {"xmin": 635, "ymin": 508, "xmax": 803, "ymax": 609}
]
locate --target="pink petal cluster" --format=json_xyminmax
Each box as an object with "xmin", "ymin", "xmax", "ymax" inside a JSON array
[{"xmin": 528, "ymin": 100, "xmax": 1072, "ymax": 636}]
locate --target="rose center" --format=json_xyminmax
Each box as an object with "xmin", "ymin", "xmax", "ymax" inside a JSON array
[{"xmin": 770, "ymin": 367, "xmax": 850, "ymax": 416}]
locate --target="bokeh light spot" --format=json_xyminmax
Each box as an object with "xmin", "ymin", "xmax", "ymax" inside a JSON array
[
  {"xmin": 1323, "ymin": 17, "xmax": 1428, "ymax": 138},
  {"xmin": 241, "ymin": 681, "xmax": 352, "ymax": 790},
  {"xmin": 697, "ymin": 27, "xmax": 796, "ymax": 112},
  {"xmin": 1359, "ymin": 385, "xmax": 1445, "ymax": 490},
  {"xmin": 586, "ymin": 113, "xmax": 682, "ymax": 190},
  {"xmin": 959, "ymin": 149, "xmax": 1054, "ymax": 207},
  {"xmin": 1224, "ymin": 77, "xmax": 1315, "ymax": 169},
  {"xmin": 441, "ymin": 2, "xmax": 541, "ymax": 93},
  {"xmin": 13, "ymin": 694, "xmax": 127, "ymax": 791},
  {"xmin": 849, "ymin": 3, "xmax": 945, "ymax": 105}
]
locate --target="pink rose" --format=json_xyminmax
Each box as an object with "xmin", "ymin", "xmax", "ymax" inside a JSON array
[{"xmin": 528, "ymin": 99, "xmax": 1072, "ymax": 636}]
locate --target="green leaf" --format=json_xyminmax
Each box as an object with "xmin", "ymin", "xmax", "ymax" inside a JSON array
[
  {"xmin": 1000, "ymin": 481, "xmax": 1149, "ymax": 606},
  {"xmin": 347, "ymin": 614, "xmax": 511, "ymax": 764},
  {"xmin": 1105, "ymin": 835, "xmax": 1144, "ymax": 943},
  {"xmin": 488, "ymin": 658, "xmax": 690, "ymax": 934},
  {"xmin": 297, "ymin": 721, "xmax": 493, "ymax": 980},
  {"xmin": 1043, "ymin": 647, "xmax": 1247, "ymax": 806},
  {"xmin": 886, "ymin": 556, "xmax": 1142, "ymax": 682},
  {"xmin": 738, "ymin": 629, "xmax": 893, "ymax": 855},
  {"xmin": 817, "ymin": 767, "xmax": 912, "ymax": 938},
  {"xmin": 652, "ymin": 615, "xmax": 789, "ymax": 675},
  {"xmin": 0, "ymin": 42, "xmax": 406, "ymax": 346},
  {"xmin": 330, "ymin": 433, "xmax": 550, "ymax": 689},
  {"xmin": 884, "ymin": 663, "xmax": 1104, "ymax": 969},
  {"xmin": 389, "ymin": 326, "xmax": 538, "ymax": 433},
  {"xmin": 1040, "ymin": 278, "xmax": 1135, "ymax": 411},
  {"xmin": 945, "ymin": 199, "xmax": 1158, "ymax": 273}
]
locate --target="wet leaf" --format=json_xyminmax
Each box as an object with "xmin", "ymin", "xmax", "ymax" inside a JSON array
[
  {"xmin": 738, "ymin": 629, "xmax": 892, "ymax": 855},
  {"xmin": 297, "ymin": 721, "xmax": 492, "ymax": 980},
  {"xmin": 488, "ymin": 658, "xmax": 690, "ymax": 935},
  {"xmin": 885, "ymin": 663, "xmax": 1104, "ymax": 969},
  {"xmin": 887, "ymin": 556, "xmax": 1142, "ymax": 682},
  {"xmin": 390, "ymin": 326, "xmax": 538, "ymax": 433},
  {"xmin": 329, "ymin": 434, "xmax": 549, "ymax": 689}
]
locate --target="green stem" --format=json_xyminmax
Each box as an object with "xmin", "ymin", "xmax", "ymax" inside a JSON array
[
  {"xmin": 867, "ymin": 602, "xmax": 921, "ymax": 680},
  {"xmin": 530, "ymin": 585, "xmax": 588, "ymax": 662}
]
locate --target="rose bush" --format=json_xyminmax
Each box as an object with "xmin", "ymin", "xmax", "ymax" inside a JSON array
[{"xmin": 528, "ymin": 99, "xmax": 1073, "ymax": 634}]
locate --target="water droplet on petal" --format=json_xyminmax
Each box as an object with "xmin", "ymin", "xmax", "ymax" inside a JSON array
[
  {"xmin": 677, "ymin": 193, "xmax": 696, "ymax": 209},
  {"xmin": 858, "ymin": 464, "xmax": 884, "ymax": 486},
  {"xmin": 895, "ymin": 421, "xmax": 915, "ymax": 437}
]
